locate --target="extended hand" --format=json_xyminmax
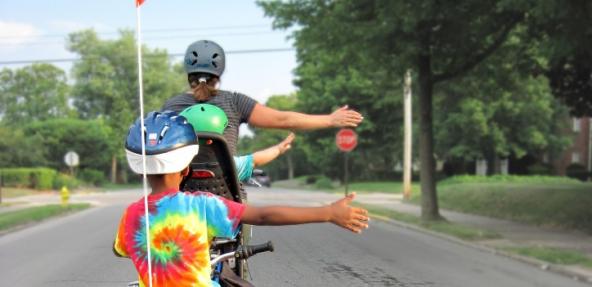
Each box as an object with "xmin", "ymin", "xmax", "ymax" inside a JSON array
[
  {"xmin": 329, "ymin": 193, "xmax": 369, "ymax": 233},
  {"xmin": 277, "ymin": 132, "xmax": 295, "ymax": 155},
  {"xmin": 330, "ymin": 105, "xmax": 364, "ymax": 128}
]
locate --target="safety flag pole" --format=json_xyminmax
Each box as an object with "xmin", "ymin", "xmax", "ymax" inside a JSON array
[{"xmin": 135, "ymin": 1, "xmax": 153, "ymax": 287}]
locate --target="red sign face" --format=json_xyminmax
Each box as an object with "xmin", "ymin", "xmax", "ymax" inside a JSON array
[{"xmin": 336, "ymin": 128, "xmax": 358, "ymax": 152}]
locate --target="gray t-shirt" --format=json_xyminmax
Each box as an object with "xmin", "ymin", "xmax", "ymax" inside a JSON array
[{"xmin": 161, "ymin": 90, "xmax": 257, "ymax": 155}]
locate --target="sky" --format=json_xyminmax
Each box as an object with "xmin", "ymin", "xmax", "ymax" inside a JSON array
[{"xmin": 0, "ymin": 0, "xmax": 298, "ymax": 105}]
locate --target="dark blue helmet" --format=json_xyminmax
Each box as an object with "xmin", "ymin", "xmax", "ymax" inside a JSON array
[{"xmin": 125, "ymin": 111, "xmax": 199, "ymax": 174}]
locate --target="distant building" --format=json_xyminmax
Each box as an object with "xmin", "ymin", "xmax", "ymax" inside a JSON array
[{"xmin": 550, "ymin": 117, "xmax": 592, "ymax": 175}]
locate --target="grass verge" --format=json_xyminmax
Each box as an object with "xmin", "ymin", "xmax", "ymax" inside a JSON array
[
  {"xmin": 0, "ymin": 203, "xmax": 91, "ymax": 231},
  {"xmin": 503, "ymin": 246, "xmax": 592, "ymax": 268},
  {"xmin": 0, "ymin": 187, "xmax": 40, "ymax": 198},
  {"xmin": 409, "ymin": 180, "xmax": 592, "ymax": 234},
  {"xmin": 356, "ymin": 203, "xmax": 500, "ymax": 241}
]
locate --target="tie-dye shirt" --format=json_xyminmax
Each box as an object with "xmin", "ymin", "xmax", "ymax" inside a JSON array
[{"xmin": 114, "ymin": 188, "xmax": 245, "ymax": 287}]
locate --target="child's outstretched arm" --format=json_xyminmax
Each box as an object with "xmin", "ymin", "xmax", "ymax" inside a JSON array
[
  {"xmin": 241, "ymin": 193, "xmax": 369, "ymax": 234},
  {"xmin": 252, "ymin": 132, "xmax": 295, "ymax": 167}
]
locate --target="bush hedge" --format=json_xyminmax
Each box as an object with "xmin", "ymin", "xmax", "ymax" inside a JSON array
[
  {"xmin": 53, "ymin": 173, "xmax": 81, "ymax": 189},
  {"xmin": 0, "ymin": 168, "xmax": 57, "ymax": 189},
  {"xmin": 439, "ymin": 174, "xmax": 582, "ymax": 185},
  {"xmin": 78, "ymin": 169, "xmax": 107, "ymax": 186},
  {"xmin": 566, "ymin": 164, "xmax": 589, "ymax": 182},
  {"xmin": 314, "ymin": 176, "xmax": 334, "ymax": 189}
]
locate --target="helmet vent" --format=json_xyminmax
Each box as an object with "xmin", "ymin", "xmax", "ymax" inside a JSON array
[
  {"xmin": 190, "ymin": 51, "xmax": 198, "ymax": 65},
  {"xmin": 160, "ymin": 125, "xmax": 170, "ymax": 140},
  {"xmin": 212, "ymin": 53, "xmax": 219, "ymax": 59},
  {"xmin": 211, "ymin": 61, "xmax": 218, "ymax": 68},
  {"xmin": 200, "ymin": 106, "xmax": 205, "ymax": 112}
]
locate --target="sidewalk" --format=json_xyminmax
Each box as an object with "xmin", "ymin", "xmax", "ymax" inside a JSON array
[{"xmin": 354, "ymin": 192, "xmax": 592, "ymax": 282}]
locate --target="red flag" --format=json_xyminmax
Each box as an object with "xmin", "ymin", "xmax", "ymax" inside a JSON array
[{"xmin": 136, "ymin": 0, "xmax": 145, "ymax": 7}]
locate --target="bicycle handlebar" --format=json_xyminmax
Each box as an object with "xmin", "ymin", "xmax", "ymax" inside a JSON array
[
  {"xmin": 210, "ymin": 241, "xmax": 274, "ymax": 266},
  {"xmin": 238, "ymin": 241, "xmax": 274, "ymax": 259}
]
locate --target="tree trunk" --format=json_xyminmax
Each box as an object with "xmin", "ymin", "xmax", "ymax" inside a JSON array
[
  {"xmin": 119, "ymin": 167, "xmax": 128, "ymax": 184},
  {"xmin": 487, "ymin": 155, "xmax": 501, "ymax": 175},
  {"xmin": 418, "ymin": 53, "xmax": 441, "ymax": 221},
  {"xmin": 287, "ymin": 154, "xmax": 294, "ymax": 180},
  {"xmin": 110, "ymin": 155, "xmax": 117, "ymax": 184}
]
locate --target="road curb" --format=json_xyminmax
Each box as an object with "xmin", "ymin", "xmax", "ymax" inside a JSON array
[{"xmin": 369, "ymin": 212, "xmax": 592, "ymax": 285}]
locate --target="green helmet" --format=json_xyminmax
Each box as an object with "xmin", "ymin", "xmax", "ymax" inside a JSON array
[{"xmin": 180, "ymin": 104, "xmax": 228, "ymax": 134}]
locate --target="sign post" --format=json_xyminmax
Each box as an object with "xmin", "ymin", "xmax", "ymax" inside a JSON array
[
  {"xmin": 64, "ymin": 151, "xmax": 80, "ymax": 176},
  {"xmin": 403, "ymin": 70, "xmax": 413, "ymax": 200},
  {"xmin": 336, "ymin": 128, "xmax": 358, "ymax": 195}
]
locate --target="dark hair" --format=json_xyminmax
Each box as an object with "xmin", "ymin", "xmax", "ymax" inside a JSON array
[{"xmin": 188, "ymin": 73, "xmax": 219, "ymax": 102}]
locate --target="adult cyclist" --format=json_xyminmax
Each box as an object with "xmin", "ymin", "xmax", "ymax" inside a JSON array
[{"xmin": 161, "ymin": 40, "xmax": 363, "ymax": 155}]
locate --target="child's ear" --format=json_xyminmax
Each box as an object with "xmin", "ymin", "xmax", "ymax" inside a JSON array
[{"xmin": 181, "ymin": 166, "xmax": 190, "ymax": 177}]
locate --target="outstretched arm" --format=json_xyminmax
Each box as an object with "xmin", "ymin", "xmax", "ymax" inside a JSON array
[
  {"xmin": 248, "ymin": 104, "xmax": 363, "ymax": 130},
  {"xmin": 241, "ymin": 193, "xmax": 369, "ymax": 233},
  {"xmin": 252, "ymin": 132, "xmax": 295, "ymax": 167}
]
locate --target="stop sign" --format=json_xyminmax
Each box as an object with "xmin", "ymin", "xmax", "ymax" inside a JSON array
[{"xmin": 336, "ymin": 128, "xmax": 358, "ymax": 152}]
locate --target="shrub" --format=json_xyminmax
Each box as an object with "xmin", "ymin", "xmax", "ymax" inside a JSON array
[
  {"xmin": 53, "ymin": 173, "xmax": 81, "ymax": 189},
  {"xmin": 528, "ymin": 163, "xmax": 552, "ymax": 175},
  {"xmin": 1, "ymin": 168, "xmax": 31, "ymax": 188},
  {"xmin": 78, "ymin": 169, "xmax": 107, "ymax": 186},
  {"xmin": 0, "ymin": 168, "xmax": 57, "ymax": 189},
  {"xmin": 314, "ymin": 176, "xmax": 333, "ymax": 189},
  {"xmin": 566, "ymin": 164, "xmax": 589, "ymax": 182},
  {"xmin": 306, "ymin": 176, "xmax": 318, "ymax": 184}
]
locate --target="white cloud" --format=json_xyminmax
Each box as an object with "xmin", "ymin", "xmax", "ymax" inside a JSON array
[
  {"xmin": 49, "ymin": 20, "xmax": 112, "ymax": 33},
  {"xmin": 48, "ymin": 20, "xmax": 87, "ymax": 32},
  {"xmin": 0, "ymin": 21, "xmax": 40, "ymax": 45}
]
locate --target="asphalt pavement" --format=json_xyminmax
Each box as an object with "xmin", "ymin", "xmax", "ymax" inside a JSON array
[{"xmin": 0, "ymin": 188, "xmax": 589, "ymax": 286}]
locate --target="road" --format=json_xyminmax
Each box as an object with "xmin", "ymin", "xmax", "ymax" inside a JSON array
[{"xmin": 0, "ymin": 187, "xmax": 589, "ymax": 287}]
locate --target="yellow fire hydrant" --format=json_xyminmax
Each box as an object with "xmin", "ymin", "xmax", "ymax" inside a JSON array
[{"xmin": 60, "ymin": 186, "xmax": 70, "ymax": 207}]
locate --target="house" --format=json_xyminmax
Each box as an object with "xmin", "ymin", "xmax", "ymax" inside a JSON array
[{"xmin": 550, "ymin": 117, "xmax": 592, "ymax": 175}]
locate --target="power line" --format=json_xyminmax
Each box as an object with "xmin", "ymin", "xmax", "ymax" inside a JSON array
[
  {"xmin": 0, "ymin": 30, "xmax": 284, "ymax": 47},
  {"xmin": 0, "ymin": 24, "xmax": 272, "ymax": 39},
  {"xmin": 0, "ymin": 47, "xmax": 295, "ymax": 66}
]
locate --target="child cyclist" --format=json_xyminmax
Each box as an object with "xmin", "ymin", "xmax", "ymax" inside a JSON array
[
  {"xmin": 114, "ymin": 111, "xmax": 369, "ymax": 287},
  {"xmin": 179, "ymin": 103, "xmax": 294, "ymax": 182}
]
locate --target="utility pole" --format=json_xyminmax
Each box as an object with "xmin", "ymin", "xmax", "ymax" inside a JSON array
[{"xmin": 403, "ymin": 70, "xmax": 413, "ymax": 200}]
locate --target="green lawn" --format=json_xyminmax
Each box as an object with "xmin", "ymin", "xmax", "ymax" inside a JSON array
[
  {"xmin": 409, "ymin": 178, "xmax": 592, "ymax": 234},
  {"xmin": 0, "ymin": 203, "xmax": 91, "ymax": 231},
  {"xmin": 504, "ymin": 246, "xmax": 592, "ymax": 268},
  {"xmin": 276, "ymin": 175, "xmax": 592, "ymax": 233},
  {"xmin": 357, "ymin": 203, "xmax": 500, "ymax": 241}
]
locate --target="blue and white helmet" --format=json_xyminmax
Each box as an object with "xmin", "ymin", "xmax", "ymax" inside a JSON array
[{"xmin": 125, "ymin": 111, "xmax": 199, "ymax": 174}]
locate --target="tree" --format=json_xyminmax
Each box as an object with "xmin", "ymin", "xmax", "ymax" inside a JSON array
[
  {"xmin": 0, "ymin": 63, "xmax": 71, "ymax": 125},
  {"xmin": 239, "ymin": 94, "xmax": 306, "ymax": 180},
  {"xmin": 259, "ymin": 0, "xmax": 526, "ymax": 220},
  {"xmin": 434, "ymin": 30, "xmax": 571, "ymax": 173},
  {"xmin": 67, "ymin": 29, "xmax": 186, "ymax": 182},
  {"xmin": 0, "ymin": 127, "xmax": 46, "ymax": 168},
  {"xmin": 528, "ymin": 0, "xmax": 592, "ymax": 116},
  {"xmin": 22, "ymin": 118, "xmax": 115, "ymax": 173}
]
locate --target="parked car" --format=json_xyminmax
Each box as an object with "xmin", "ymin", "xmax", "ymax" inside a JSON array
[{"xmin": 248, "ymin": 169, "xmax": 271, "ymax": 187}]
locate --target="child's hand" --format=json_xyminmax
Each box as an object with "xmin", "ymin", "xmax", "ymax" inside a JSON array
[
  {"xmin": 329, "ymin": 192, "xmax": 369, "ymax": 233},
  {"xmin": 277, "ymin": 132, "xmax": 295, "ymax": 155}
]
